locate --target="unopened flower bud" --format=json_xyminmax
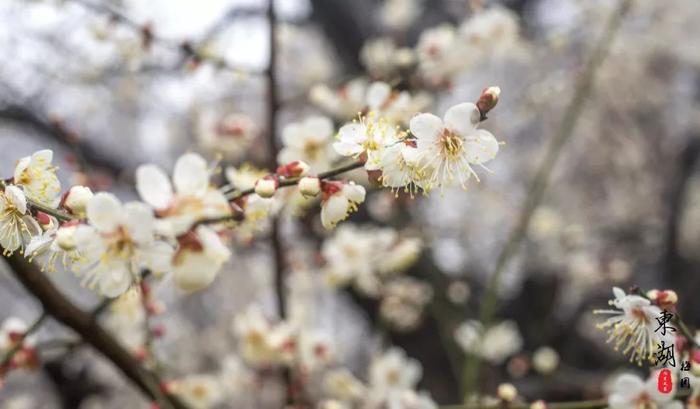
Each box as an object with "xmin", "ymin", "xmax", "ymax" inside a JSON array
[
  {"xmin": 533, "ymin": 346, "xmax": 560, "ymax": 374},
  {"xmin": 254, "ymin": 176, "xmax": 278, "ymax": 198},
  {"xmin": 658, "ymin": 290, "xmax": 678, "ymax": 307},
  {"xmin": 476, "ymin": 86, "xmax": 501, "ymax": 119},
  {"xmin": 497, "ymin": 383, "xmax": 517, "ymax": 402},
  {"xmin": 55, "ymin": 226, "xmax": 77, "ymax": 251},
  {"xmin": 61, "ymin": 185, "xmax": 94, "ymax": 217},
  {"xmin": 276, "ymin": 161, "xmax": 310, "ymax": 178},
  {"xmin": 299, "ymin": 176, "xmax": 321, "ymax": 198},
  {"xmin": 530, "ymin": 400, "xmax": 548, "ymax": 409},
  {"xmin": 35, "ymin": 212, "xmax": 53, "ymax": 229},
  {"xmin": 646, "ymin": 289, "xmax": 659, "ymax": 300}
]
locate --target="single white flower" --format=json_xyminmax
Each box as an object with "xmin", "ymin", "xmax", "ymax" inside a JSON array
[
  {"xmin": 173, "ymin": 374, "xmax": 225, "ymax": 409},
  {"xmin": 380, "ymin": 0, "xmax": 421, "ymax": 32},
  {"xmin": 608, "ymin": 373, "xmax": 682, "ymax": 409},
  {"xmin": 459, "ymin": 6, "xmax": 520, "ymax": 58},
  {"xmin": 0, "ymin": 185, "xmax": 41, "ymax": 255},
  {"xmin": 73, "ymin": 193, "xmax": 172, "ymax": 298},
  {"xmin": 298, "ymin": 330, "xmax": 334, "ymax": 372},
  {"xmin": 13, "ymin": 149, "xmax": 61, "ymax": 207},
  {"xmin": 172, "ymin": 225, "xmax": 231, "ymax": 292},
  {"xmin": 379, "ymin": 141, "xmax": 427, "ymax": 196},
  {"xmin": 454, "ymin": 320, "xmax": 523, "ymax": 364},
  {"xmin": 232, "ymin": 305, "xmax": 279, "ymax": 367},
  {"xmin": 415, "ymin": 24, "xmax": 467, "ymax": 87},
  {"xmin": 196, "ymin": 111, "xmax": 258, "ymax": 159},
  {"xmin": 369, "ymin": 347, "xmax": 422, "ymax": 394},
  {"xmin": 410, "ymin": 102, "xmax": 499, "ymax": 190},
  {"xmin": 136, "ymin": 153, "xmax": 231, "ymax": 237},
  {"xmin": 595, "ymin": 287, "xmax": 666, "ymax": 365},
  {"xmin": 320, "ymin": 181, "xmax": 366, "ymax": 229},
  {"xmin": 309, "ymin": 78, "xmax": 368, "ymax": 120},
  {"xmin": 334, "ymin": 113, "xmax": 397, "ymax": 171},
  {"xmin": 278, "ymin": 116, "xmax": 337, "ymax": 173}
]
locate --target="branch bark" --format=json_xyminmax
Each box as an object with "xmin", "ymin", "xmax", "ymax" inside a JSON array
[{"xmin": 2, "ymin": 252, "xmax": 189, "ymax": 409}]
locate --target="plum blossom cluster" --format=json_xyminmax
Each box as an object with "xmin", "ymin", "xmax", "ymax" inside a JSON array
[
  {"xmin": 322, "ymin": 224, "xmax": 429, "ymax": 330},
  {"xmin": 359, "ymin": 6, "xmax": 523, "ymax": 88},
  {"xmin": 320, "ymin": 347, "xmax": 436, "ymax": 409},
  {"xmin": 330, "ymin": 86, "xmax": 501, "ymax": 196}
]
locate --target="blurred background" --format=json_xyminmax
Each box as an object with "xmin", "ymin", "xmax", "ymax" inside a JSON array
[{"xmin": 1, "ymin": 0, "xmax": 700, "ymax": 408}]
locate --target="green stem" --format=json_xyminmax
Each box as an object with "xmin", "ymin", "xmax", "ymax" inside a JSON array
[{"xmin": 461, "ymin": 0, "xmax": 633, "ymax": 400}]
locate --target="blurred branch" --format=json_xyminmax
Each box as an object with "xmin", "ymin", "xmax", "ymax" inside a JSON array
[
  {"xmin": 1, "ymin": 253, "xmax": 189, "ymax": 409},
  {"xmin": 265, "ymin": 0, "xmax": 292, "ymax": 405},
  {"xmin": 461, "ymin": 0, "xmax": 634, "ymax": 400},
  {"xmin": 0, "ymin": 103, "xmax": 124, "ymax": 177},
  {"xmin": 70, "ymin": 0, "xmax": 262, "ymax": 75}
]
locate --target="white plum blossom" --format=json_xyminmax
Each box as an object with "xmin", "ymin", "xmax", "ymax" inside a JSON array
[
  {"xmin": 136, "ymin": 153, "xmax": 230, "ymax": 237},
  {"xmin": 232, "ymin": 305, "xmax": 296, "ymax": 367},
  {"xmin": 0, "ymin": 185, "xmax": 41, "ymax": 255},
  {"xmin": 379, "ymin": 141, "xmax": 426, "ymax": 196},
  {"xmin": 320, "ymin": 181, "xmax": 366, "ymax": 229},
  {"xmin": 173, "ymin": 374, "xmax": 225, "ymax": 409},
  {"xmin": 380, "ymin": 0, "xmax": 422, "ymax": 32},
  {"xmin": 415, "ymin": 24, "xmax": 466, "ymax": 87},
  {"xmin": 310, "ymin": 78, "xmax": 368, "ymax": 120},
  {"xmin": 334, "ymin": 113, "xmax": 397, "ymax": 171},
  {"xmin": 370, "ymin": 347, "xmax": 422, "ymax": 393},
  {"xmin": 72, "ymin": 193, "xmax": 173, "ymax": 297},
  {"xmin": 196, "ymin": 111, "xmax": 258, "ymax": 159},
  {"xmin": 454, "ymin": 320, "xmax": 523, "ymax": 364},
  {"xmin": 410, "ymin": 102, "xmax": 499, "ymax": 190},
  {"xmin": 13, "ymin": 149, "xmax": 61, "ymax": 207},
  {"xmin": 366, "ymin": 81, "xmax": 432, "ymax": 126},
  {"xmin": 278, "ymin": 116, "xmax": 337, "ymax": 173},
  {"xmin": 607, "ymin": 373, "xmax": 682, "ymax": 409},
  {"xmin": 459, "ymin": 6, "xmax": 521, "ymax": 59},
  {"xmin": 172, "ymin": 225, "xmax": 231, "ymax": 292},
  {"xmin": 595, "ymin": 287, "xmax": 667, "ymax": 365}
]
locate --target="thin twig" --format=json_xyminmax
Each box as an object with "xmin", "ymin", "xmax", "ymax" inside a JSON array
[
  {"xmin": 461, "ymin": 0, "xmax": 634, "ymax": 400},
  {"xmin": 0, "ymin": 311, "xmax": 48, "ymax": 369}
]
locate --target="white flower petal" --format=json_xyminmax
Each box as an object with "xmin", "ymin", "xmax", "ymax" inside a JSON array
[
  {"xmin": 174, "ymin": 153, "xmax": 209, "ymax": 196},
  {"xmin": 123, "ymin": 202, "xmax": 155, "ymax": 244},
  {"xmin": 321, "ymin": 195, "xmax": 350, "ymax": 229},
  {"xmin": 333, "ymin": 141, "xmax": 364, "ymax": 157},
  {"xmin": 304, "ymin": 116, "xmax": 334, "ymax": 138},
  {"xmin": 366, "ymin": 81, "xmax": 392, "ymax": 111},
  {"xmin": 409, "ymin": 113, "xmax": 443, "ymax": 142},
  {"xmin": 465, "ymin": 129, "xmax": 499, "ymax": 164},
  {"xmin": 338, "ymin": 123, "xmax": 368, "ymax": 145},
  {"xmin": 99, "ymin": 264, "xmax": 132, "ymax": 298},
  {"xmin": 444, "ymin": 102, "xmax": 480, "ymax": 136},
  {"xmin": 5, "ymin": 185, "xmax": 27, "ymax": 214},
  {"xmin": 136, "ymin": 164, "xmax": 174, "ymax": 209},
  {"xmin": 87, "ymin": 192, "xmax": 124, "ymax": 232},
  {"xmin": 31, "ymin": 149, "xmax": 54, "ymax": 168}
]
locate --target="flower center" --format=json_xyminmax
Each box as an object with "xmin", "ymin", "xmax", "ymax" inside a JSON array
[
  {"xmin": 439, "ymin": 129, "xmax": 464, "ymax": 159},
  {"xmin": 104, "ymin": 227, "xmax": 136, "ymax": 260}
]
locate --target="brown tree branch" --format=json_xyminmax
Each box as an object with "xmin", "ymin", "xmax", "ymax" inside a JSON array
[{"xmin": 2, "ymin": 252, "xmax": 189, "ymax": 409}]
